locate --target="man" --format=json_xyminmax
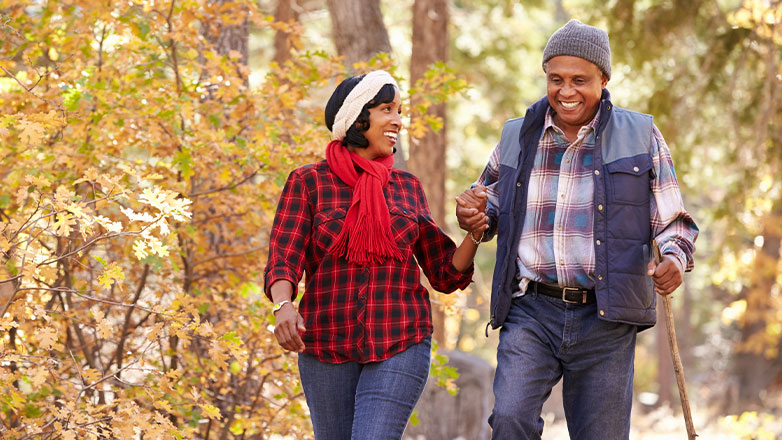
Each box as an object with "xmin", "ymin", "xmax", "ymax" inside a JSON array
[{"xmin": 456, "ymin": 19, "xmax": 699, "ymax": 439}]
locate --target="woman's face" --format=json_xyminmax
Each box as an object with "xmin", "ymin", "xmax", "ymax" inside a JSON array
[{"xmin": 353, "ymin": 88, "xmax": 402, "ymax": 160}]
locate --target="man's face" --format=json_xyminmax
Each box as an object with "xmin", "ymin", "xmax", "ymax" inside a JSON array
[{"xmin": 546, "ymin": 55, "xmax": 608, "ymax": 133}]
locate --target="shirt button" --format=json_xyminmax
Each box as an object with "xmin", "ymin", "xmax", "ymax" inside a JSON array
[
  {"xmin": 598, "ymin": 274, "xmax": 603, "ymax": 280},
  {"xmin": 598, "ymin": 204, "xmax": 603, "ymax": 211},
  {"xmin": 516, "ymin": 182, "xmax": 521, "ymax": 187},
  {"xmin": 559, "ymin": 259, "xmax": 564, "ymax": 265},
  {"xmin": 633, "ymin": 166, "xmax": 639, "ymax": 172},
  {"xmin": 560, "ymin": 194, "xmax": 565, "ymax": 199},
  {"xmin": 596, "ymin": 239, "xmax": 601, "ymax": 245},
  {"xmin": 600, "ymin": 310, "xmax": 605, "ymax": 316},
  {"xmin": 594, "ymin": 170, "xmax": 600, "ymax": 176},
  {"xmin": 557, "ymin": 226, "xmax": 562, "ymax": 230},
  {"xmin": 565, "ymin": 158, "xmax": 571, "ymax": 163}
]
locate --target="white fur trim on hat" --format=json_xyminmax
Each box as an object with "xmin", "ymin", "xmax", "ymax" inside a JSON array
[{"xmin": 332, "ymin": 70, "xmax": 399, "ymax": 141}]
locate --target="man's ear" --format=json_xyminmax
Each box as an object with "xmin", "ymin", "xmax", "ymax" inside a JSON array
[{"xmin": 601, "ymin": 74, "xmax": 609, "ymax": 89}]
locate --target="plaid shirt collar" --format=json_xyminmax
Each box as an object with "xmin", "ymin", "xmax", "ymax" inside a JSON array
[{"xmin": 544, "ymin": 106, "xmax": 602, "ymax": 145}]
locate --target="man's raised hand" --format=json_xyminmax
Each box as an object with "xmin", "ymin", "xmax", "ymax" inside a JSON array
[{"xmin": 455, "ymin": 185, "xmax": 489, "ymax": 234}]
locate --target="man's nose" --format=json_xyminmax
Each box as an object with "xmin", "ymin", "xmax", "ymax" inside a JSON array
[{"xmin": 560, "ymin": 82, "xmax": 576, "ymax": 97}]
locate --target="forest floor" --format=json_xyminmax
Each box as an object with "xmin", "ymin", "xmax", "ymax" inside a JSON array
[{"xmin": 541, "ymin": 402, "xmax": 782, "ymax": 439}]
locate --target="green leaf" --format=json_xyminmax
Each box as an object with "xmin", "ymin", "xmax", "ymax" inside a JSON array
[
  {"xmin": 62, "ymin": 88, "xmax": 81, "ymax": 112},
  {"xmin": 173, "ymin": 148, "xmax": 193, "ymax": 179},
  {"xmin": 24, "ymin": 403, "xmax": 43, "ymax": 418},
  {"xmin": 239, "ymin": 282, "xmax": 261, "ymax": 298},
  {"xmin": 409, "ymin": 409, "xmax": 420, "ymax": 426},
  {"xmin": 220, "ymin": 331, "xmax": 243, "ymax": 346}
]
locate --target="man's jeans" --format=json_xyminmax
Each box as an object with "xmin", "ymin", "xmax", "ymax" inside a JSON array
[
  {"xmin": 489, "ymin": 293, "xmax": 637, "ymax": 440},
  {"xmin": 298, "ymin": 336, "xmax": 431, "ymax": 440}
]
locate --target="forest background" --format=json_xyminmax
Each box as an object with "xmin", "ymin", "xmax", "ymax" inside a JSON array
[{"xmin": 1, "ymin": 0, "xmax": 781, "ymax": 438}]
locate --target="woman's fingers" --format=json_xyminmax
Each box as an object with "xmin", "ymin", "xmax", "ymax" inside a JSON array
[{"xmin": 275, "ymin": 312, "xmax": 306, "ymax": 352}]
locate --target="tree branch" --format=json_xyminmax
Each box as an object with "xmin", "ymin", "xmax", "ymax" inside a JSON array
[
  {"xmin": 187, "ymin": 169, "xmax": 261, "ymax": 198},
  {"xmin": 112, "ymin": 264, "xmax": 150, "ymax": 374},
  {"xmin": 0, "ymin": 65, "xmax": 64, "ymax": 112}
]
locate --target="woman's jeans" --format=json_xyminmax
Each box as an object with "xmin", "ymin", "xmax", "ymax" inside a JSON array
[
  {"xmin": 489, "ymin": 293, "xmax": 638, "ymax": 440},
  {"xmin": 298, "ymin": 336, "xmax": 431, "ymax": 440}
]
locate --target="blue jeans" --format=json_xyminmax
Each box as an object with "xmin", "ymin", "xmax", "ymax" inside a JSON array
[
  {"xmin": 298, "ymin": 336, "xmax": 431, "ymax": 440},
  {"xmin": 489, "ymin": 294, "xmax": 637, "ymax": 440}
]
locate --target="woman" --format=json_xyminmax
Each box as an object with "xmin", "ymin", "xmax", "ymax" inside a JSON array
[{"xmin": 264, "ymin": 70, "xmax": 487, "ymax": 440}]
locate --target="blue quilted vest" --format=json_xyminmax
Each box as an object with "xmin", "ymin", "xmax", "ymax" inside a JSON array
[{"xmin": 487, "ymin": 90, "xmax": 657, "ymax": 331}]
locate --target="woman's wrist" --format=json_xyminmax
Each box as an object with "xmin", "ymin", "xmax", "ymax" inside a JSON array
[
  {"xmin": 469, "ymin": 230, "xmax": 484, "ymax": 245},
  {"xmin": 273, "ymin": 299, "xmax": 293, "ymax": 314}
]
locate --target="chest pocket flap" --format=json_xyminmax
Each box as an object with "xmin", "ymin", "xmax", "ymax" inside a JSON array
[
  {"xmin": 388, "ymin": 204, "xmax": 419, "ymax": 246},
  {"xmin": 605, "ymin": 154, "xmax": 654, "ymax": 205},
  {"xmin": 313, "ymin": 208, "xmax": 347, "ymax": 251}
]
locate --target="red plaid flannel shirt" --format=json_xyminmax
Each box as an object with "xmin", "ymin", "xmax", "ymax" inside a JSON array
[{"xmin": 264, "ymin": 161, "xmax": 473, "ymax": 363}]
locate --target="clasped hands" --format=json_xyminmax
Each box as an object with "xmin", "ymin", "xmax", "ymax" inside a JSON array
[
  {"xmin": 455, "ymin": 184, "xmax": 489, "ymax": 241},
  {"xmin": 453, "ymin": 184, "xmax": 683, "ymax": 296}
]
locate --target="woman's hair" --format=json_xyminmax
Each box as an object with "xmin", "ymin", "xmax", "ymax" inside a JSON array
[{"xmin": 325, "ymin": 75, "xmax": 397, "ymax": 148}]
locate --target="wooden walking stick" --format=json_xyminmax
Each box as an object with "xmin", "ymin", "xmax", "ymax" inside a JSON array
[{"xmin": 652, "ymin": 240, "xmax": 698, "ymax": 439}]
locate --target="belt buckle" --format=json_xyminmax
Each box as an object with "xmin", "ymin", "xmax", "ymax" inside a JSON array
[{"xmin": 561, "ymin": 287, "xmax": 584, "ymax": 304}]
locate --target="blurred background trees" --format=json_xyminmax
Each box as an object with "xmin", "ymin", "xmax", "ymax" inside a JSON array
[{"xmin": 1, "ymin": 0, "xmax": 780, "ymax": 438}]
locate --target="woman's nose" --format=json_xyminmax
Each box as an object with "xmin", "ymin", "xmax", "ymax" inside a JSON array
[{"xmin": 391, "ymin": 112, "xmax": 402, "ymax": 128}]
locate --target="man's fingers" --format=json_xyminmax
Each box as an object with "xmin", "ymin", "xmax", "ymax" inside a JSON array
[
  {"xmin": 650, "ymin": 259, "xmax": 682, "ymax": 295},
  {"xmin": 457, "ymin": 192, "xmax": 484, "ymax": 209},
  {"xmin": 455, "ymin": 198, "xmax": 478, "ymax": 213}
]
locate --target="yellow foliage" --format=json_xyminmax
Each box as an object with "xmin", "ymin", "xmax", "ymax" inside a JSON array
[
  {"xmin": 0, "ymin": 0, "xmax": 466, "ymax": 437},
  {"xmin": 721, "ymin": 411, "xmax": 782, "ymax": 440}
]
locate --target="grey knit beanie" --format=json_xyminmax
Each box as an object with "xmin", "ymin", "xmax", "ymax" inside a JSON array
[{"xmin": 542, "ymin": 19, "xmax": 611, "ymax": 79}]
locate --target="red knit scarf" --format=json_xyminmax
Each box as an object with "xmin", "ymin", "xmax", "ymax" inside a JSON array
[{"xmin": 325, "ymin": 140, "xmax": 403, "ymax": 265}]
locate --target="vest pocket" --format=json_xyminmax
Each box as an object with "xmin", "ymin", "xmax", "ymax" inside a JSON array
[{"xmin": 605, "ymin": 154, "xmax": 653, "ymax": 206}]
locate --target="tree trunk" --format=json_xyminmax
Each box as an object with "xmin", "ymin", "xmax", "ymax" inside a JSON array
[
  {"xmin": 409, "ymin": 0, "xmax": 448, "ymax": 343},
  {"xmin": 733, "ymin": 204, "xmax": 782, "ymax": 409},
  {"xmin": 273, "ymin": 0, "xmax": 301, "ymax": 65},
  {"xmin": 199, "ymin": 4, "xmax": 251, "ymax": 437},
  {"xmin": 202, "ymin": 0, "xmax": 249, "ymax": 66},
  {"xmin": 325, "ymin": 0, "xmax": 407, "ymax": 170},
  {"xmin": 325, "ymin": 0, "xmax": 391, "ymax": 68}
]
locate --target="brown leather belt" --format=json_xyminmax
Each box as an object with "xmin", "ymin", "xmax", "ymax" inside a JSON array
[{"xmin": 529, "ymin": 281, "xmax": 596, "ymax": 304}]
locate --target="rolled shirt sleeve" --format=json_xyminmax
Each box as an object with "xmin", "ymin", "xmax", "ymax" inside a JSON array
[{"xmin": 649, "ymin": 124, "xmax": 699, "ymax": 271}]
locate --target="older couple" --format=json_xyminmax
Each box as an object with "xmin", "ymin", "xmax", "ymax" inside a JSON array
[{"xmin": 265, "ymin": 19, "xmax": 698, "ymax": 440}]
